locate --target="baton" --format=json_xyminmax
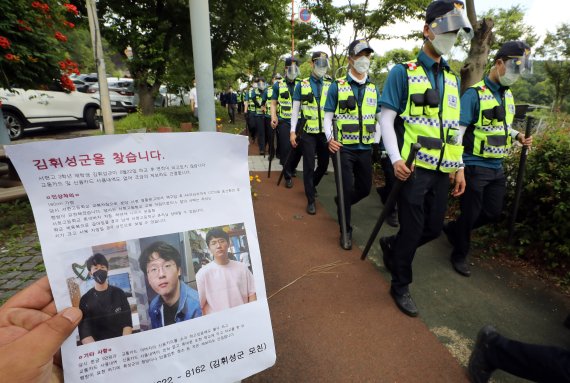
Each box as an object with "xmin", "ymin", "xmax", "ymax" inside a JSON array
[
  {"xmin": 361, "ymin": 143, "xmax": 422, "ymax": 260},
  {"xmin": 268, "ymin": 124, "xmax": 276, "ymax": 178},
  {"xmin": 332, "ymin": 120, "xmax": 349, "ymax": 249},
  {"xmin": 507, "ymin": 116, "xmax": 534, "ymax": 243}
]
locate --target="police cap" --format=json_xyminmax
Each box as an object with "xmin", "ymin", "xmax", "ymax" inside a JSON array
[
  {"xmin": 495, "ymin": 41, "xmax": 531, "ymax": 62},
  {"xmin": 285, "ymin": 57, "xmax": 299, "ymax": 67},
  {"xmin": 425, "ymin": 0, "xmax": 465, "ymax": 24},
  {"xmin": 348, "ymin": 39, "xmax": 374, "ymax": 57}
]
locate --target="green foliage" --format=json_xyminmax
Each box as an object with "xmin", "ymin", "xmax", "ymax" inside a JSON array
[
  {"xmin": 0, "ymin": 0, "xmax": 80, "ymax": 89},
  {"xmin": 502, "ymin": 112, "xmax": 570, "ymax": 276},
  {"xmin": 115, "ymin": 104, "xmax": 237, "ymax": 134},
  {"xmin": 0, "ymin": 199, "xmax": 33, "ymax": 230},
  {"xmin": 481, "ymin": 6, "xmax": 538, "ymax": 50},
  {"xmin": 537, "ymin": 24, "xmax": 570, "ymax": 112}
]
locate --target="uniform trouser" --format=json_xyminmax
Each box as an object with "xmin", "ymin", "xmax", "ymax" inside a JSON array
[
  {"xmin": 379, "ymin": 155, "xmax": 397, "ymax": 215},
  {"xmin": 276, "ymin": 120, "xmax": 295, "ymax": 180},
  {"xmin": 387, "ymin": 168, "xmax": 449, "ymax": 296},
  {"xmin": 447, "ymin": 166, "xmax": 506, "ymax": 263},
  {"xmin": 228, "ymin": 104, "xmax": 236, "ymax": 123},
  {"xmin": 486, "ymin": 333, "xmax": 570, "ymax": 382},
  {"xmin": 332, "ymin": 148, "xmax": 372, "ymax": 234},
  {"xmin": 238, "ymin": 102, "xmax": 244, "ymax": 114},
  {"xmin": 300, "ymin": 131, "xmax": 329, "ymax": 204},
  {"xmin": 247, "ymin": 113, "xmax": 257, "ymax": 141},
  {"xmin": 254, "ymin": 114, "xmax": 266, "ymax": 153},
  {"xmin": 263, "ymin": 116, "xmax": 272, "ymax": 153}
]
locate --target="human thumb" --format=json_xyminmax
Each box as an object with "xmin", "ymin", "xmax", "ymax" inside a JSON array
[{"xmin": 15, "ymin": 307, "xmax": 82, "ymax": 363}]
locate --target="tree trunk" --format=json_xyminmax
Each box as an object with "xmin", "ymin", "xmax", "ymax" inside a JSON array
[
  {"xmin": 137, "ymin": 82, "xmax": 161, "ymax": 116},
  {"xmin": 460, "ymin": 18, "xmax": 494, "ymax": 94}
]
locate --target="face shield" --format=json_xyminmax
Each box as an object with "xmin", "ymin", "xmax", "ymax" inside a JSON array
[
  {"xmin": 429, "ymin": 7, "xmax": 473, "ymax": 41},
  {"xmin": 286, "ymin": 64, "xmax": 300, "ymax": 80},
  {"xmin": 313, "ymin": 57, "xmax": 330, "ymax": 70},
  {"xmin": 505, "ymin": 52, "xmax": 533, "ymax": 79}
]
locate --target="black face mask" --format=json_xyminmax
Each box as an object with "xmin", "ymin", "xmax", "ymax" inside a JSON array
[{"xmin": 92, "ymin": 269, "xmax": 108, "ymax": 284}]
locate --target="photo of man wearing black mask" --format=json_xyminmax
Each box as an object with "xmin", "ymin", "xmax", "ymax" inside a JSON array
[{"xmin": 78, "ymin": 253, "xmax": 133, "ymax": 344}]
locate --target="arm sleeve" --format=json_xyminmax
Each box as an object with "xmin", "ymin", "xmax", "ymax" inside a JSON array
[
  {"xmin": 271, "ymin": 83, "xmax": 279, "ymax": 100},
  {"xmin": 292, "ymin": 82, "xmax": 302, "ymax": 101},
  {"xmin": 380, "ymin": 107, "xmax": 401, "ymax": 164},
  {"xmin": 324, "ymin": 82, "xmax": 338, "ymax": 113},
  {"xmin": 119, "ymin": 290, "xmax": 133, "ymax": 328},
  {"xmin": 509, "ymin": 127, "xmax": 521, "ymax": 140},
  {"xmin": 246, "ymin": 268, "xmax": 256, "ymax": 297},
  {"xmin": 458, "ymin": 125, "xmax": 467, "ymax": 145},
  {"xmin": 291, "ymin": 100, "xmax": 301, "ymax": 133},
  {"xmin": 380, "ymin": 65, "xmax": 407, "ymax": 114},
  {"xmin": 324, "ymin": 111, "xmax": 334, "ymax": 141},
  {"xmin": 459, "ymin": 88, "xmax": 479, "ymax": 127},
  {"xmin": 78, "ymin": 296, "xmax": 91, "ymax": 340}
]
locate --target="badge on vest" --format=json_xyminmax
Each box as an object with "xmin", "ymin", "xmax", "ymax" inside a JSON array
[
  {"xmin": 508, "ymin": 104, "xmax": 515, "ymax": 115},
  {"xmin": 366, "ymin": 97, "xmax": 376, "ymax": 106},
  {"xmin": 448, "ymin": 94, "xmax": 458, "ymax": 109}
]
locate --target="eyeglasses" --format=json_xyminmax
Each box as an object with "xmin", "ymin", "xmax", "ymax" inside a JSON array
[
  {"xmin": 209, "ymin": 239, "xmax": 228, "ymax": 246},
  {"xmin": 147, "ymin": 261, "xmax": 177, "ymax": 276}
]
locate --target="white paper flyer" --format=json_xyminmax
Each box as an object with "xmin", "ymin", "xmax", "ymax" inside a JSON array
[{"xmin": 5, "ymin": 132, "xmax": 275, "ymax": 382}]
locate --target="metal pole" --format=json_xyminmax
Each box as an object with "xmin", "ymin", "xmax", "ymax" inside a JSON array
[
  {"xmin": 85, "ymin": 0, "xmax": 114, "ymax": 135},
  {"xmin": 189, "ymin": 0, "xmax": 216, "ymax": 132}
]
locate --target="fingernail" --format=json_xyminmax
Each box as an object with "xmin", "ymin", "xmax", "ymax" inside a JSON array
[{"xmin": 62, "ymin": 307, "xmax": 82, "ymax": 323}]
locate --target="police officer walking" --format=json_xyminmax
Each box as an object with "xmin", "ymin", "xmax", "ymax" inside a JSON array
[
  {"xmin": 378, "ymin": 0, "xmax": 471, "ymax": 317},
  {"xmin": 244, "ymin": 80, "xmax": 257, "ymax": 144},
  {"xmin": 324, "ymin": 39, "xmax": 382, "ymax": 250},
  {"xmin": 271, "ymin": 57, "xmax": 302, "ymax": 188},
  {"xmin": 290, "ymin": 52, "xmax": 332, "ymax": 215},
  {"xmin": 443, "ymin": 41, "xmax": 533, "ymax": 277}
]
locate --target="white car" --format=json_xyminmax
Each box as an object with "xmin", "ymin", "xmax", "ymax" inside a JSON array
[
  {"xmin": 1, "ymin": 87, "xmax": 100, "ymax": 140},
  {"xmin": 87, "ymin": 78, "xmax": 137, "ymax": 114},
  {"xmin": 155, "ymin": 85, "xmax": 190, "ymax": 107}
]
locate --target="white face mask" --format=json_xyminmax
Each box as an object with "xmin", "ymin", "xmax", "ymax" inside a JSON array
[
  {"xmin": 352, "ymin": 56, "xmax": 370, "ymax": 74},
  {"xmin": 429, "ymin": 32, "xmax": 457, "ymax": 56},
  {"xmin": 313, "ymin": 67, "xmax": 327, "ymax": 78},
  {"xmin": 498, "ymin": 67, "xmax": 520, "ymax": 86}
]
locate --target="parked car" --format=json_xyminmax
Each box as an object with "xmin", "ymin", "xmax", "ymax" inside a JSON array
[
  {"xmin": 1, "ymin": 86, "xmax": 100, "ymax": 140},
  {"xmin": 155, "ymin": 85, "xmax": 190, "ymax": 107},
  {"xmin": 87, "ymin": 77, "xmax": 137, "ymax": 114},
  {"xmin": 70, "ymin": 73, "xmax": 99, "ymax": 93}
]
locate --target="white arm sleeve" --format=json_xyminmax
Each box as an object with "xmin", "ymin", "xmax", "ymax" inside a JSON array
[
  {"xmin": 290, "ymin": 101, "xmax": 301, "ymax": 133},
  {"xmin": 374, "ymin": 112, "xmax": 382, "ymax": 143},
  {"xmin": 380, "ymin": 108, "xmax": 401, "ymax": 164},
  {"xmin": 324, "ymin": 111, "xmax": 334, "ymax": 141},
  {"xmin": 509, "ymin": 127, "xmax": 521, "ymax": 140}
]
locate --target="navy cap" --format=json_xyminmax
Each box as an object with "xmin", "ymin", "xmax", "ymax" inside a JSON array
[
  {"xmin": 285, "ymin": 57, "xmax": 299, "ymax": 66},
  {"xmin": 311, "ymin": 51, "xmax": 329, "ymax": 61},
  {"xmin": 425, "ymin": 0, "xmax": 465, "ymax": 24},
  {"xmin": 348, "ymin": 39, "xmax": 374, "ymax": 56},
  {"xmin": 495, "ymin": 41, "xmax": 531, "ymax": 61}
]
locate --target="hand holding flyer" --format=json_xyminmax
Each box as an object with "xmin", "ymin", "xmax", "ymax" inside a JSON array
[{"xmin": 5, "ymin": 132, "xmax": 275, "ymax": 383}]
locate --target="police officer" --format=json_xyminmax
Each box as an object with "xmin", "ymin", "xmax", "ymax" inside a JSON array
[
  {"xmin": 290, "ymin": 52, "xmax": 332, "ymax": 215},
  {"xmin": 271, "ymin": 57, "xmax": 302, "ymax": 188},
  {"xmin": 244, "ymin": 80, "xmax": 257, "ymax": 144},
  {"xmin": 262, "ymin": 75, "xmax": 280, "ymax": 156},
  {"xmin": 324, "ymin": 39, "xmax": 382, "ymax": 250},
  {"xmin": 255, "ymin": 77, "xmax": 268, "ymax": 155},
  {"xmin": 378, "ymin": 0, "xmax": 471, "ymax": 317},
  {"xmin": 443, "ymin": 41, "xmax": 533, "ymax": 277}
]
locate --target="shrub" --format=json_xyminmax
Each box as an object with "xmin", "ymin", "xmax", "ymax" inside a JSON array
[{"xmin": 500, "ymin": 111, "xmax": 570, "ymax": 281}]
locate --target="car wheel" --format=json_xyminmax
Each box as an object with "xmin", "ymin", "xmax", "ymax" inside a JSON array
[
  {"xmin": 3, "ymin": 111, "xmax": 25, "ymax": 140},
  {"xmin": 84, "ymin": 107, "xmax": 98, "ymax": 130}
]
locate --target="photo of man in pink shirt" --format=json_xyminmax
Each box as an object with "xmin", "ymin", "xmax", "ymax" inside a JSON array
[{"xmin": 196, "ymin": 227, "xmax": 256, "ymax": 315}]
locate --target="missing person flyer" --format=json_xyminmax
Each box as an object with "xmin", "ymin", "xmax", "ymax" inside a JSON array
[{"xmin": 6, "ymin": 132, "xmax": 276, "ymax": 382}]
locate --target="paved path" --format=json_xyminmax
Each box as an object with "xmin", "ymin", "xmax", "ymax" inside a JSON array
[{"xmin": 1, "ymin": 137, "xmax": 569, "ymax": 382}]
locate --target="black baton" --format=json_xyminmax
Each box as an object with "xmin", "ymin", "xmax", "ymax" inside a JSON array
[
  {"xmin": 361, "ymin": 143, "xmax": 421, "ymax": 260},
  {"xmin": 332, "ymin": 120, "xmax": 349, "ymax": 249}
]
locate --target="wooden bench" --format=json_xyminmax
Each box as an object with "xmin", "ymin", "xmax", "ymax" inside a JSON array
[{"xmin": 0, "ymin": 185, "xmax": 27, "ymax": 202}]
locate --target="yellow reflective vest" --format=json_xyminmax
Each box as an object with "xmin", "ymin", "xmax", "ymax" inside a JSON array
[
  {"xmin": 398, "ymin": 60, "xmax": 462, "ymax": 173},
  {"xmin": 277, "ymin": 80, "xmax": 299, "ymax": 119},
  {"xmin": 466, "ymin": 80, "xmax": 515, "ymax": 158},
  {"xmin": 334, "ymin": 78, "xmax": 377, "ymax": 145},
  {"xmin": 300, "ymin": 77, "xmax": 331, "ymax": 134}
]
